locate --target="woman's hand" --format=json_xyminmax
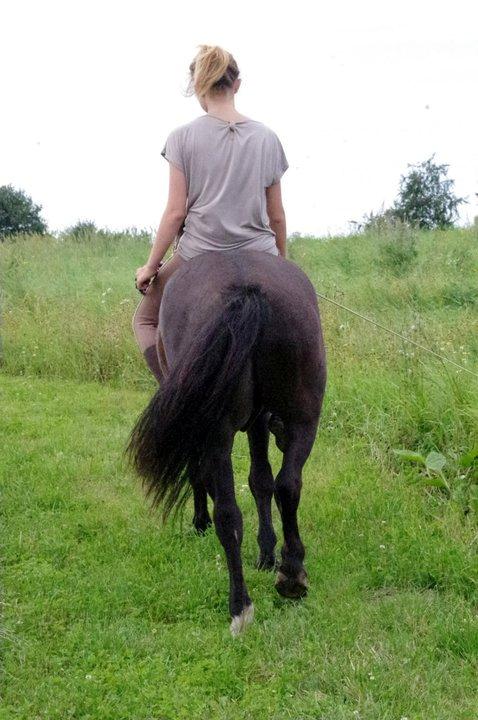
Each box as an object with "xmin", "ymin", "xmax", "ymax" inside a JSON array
[{"xmin": 135, "ymin": 264, "xmax": 159, "ymax": 294}]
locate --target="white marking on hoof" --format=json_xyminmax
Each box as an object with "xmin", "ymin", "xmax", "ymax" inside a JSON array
[{"xmin": 230, "ymin": 603, "xmax": 254, "ymax": 637}]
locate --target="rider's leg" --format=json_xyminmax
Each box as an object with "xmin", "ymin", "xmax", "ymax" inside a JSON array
[{"xmin": 132, "ymin": 252, "xmax": 184, "ymax": 383}]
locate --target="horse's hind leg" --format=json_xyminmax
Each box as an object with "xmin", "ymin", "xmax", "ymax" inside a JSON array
[
  {"xmin": 191, "ymin": 481, "xmax": 212, "ymax": 534},
  {"xmin": 247, "ymin": 412, "xmax": 277, "ymax": 570},
  {"xmin": 190, "ymin": 453, "xmax": 211, "ymax": 534},
  {"xmin": 204, "ymin": 430, "xmax": 254, "ymax": 636},
  {"xmin": 274, "ymin": 419, "xmax": 318, "ymax": 599}
]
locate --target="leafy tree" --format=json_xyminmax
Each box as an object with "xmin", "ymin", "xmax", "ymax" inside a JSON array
[
  {"xmin": 393, "ymin": 156, "xmax": 465, "ymax": 230},
  {"xmin": 0, "ymin": 185, "xmax": 47, "ymax": 238}
]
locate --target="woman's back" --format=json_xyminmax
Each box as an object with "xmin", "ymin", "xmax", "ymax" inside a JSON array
[{"xmin": 161, "ymin": 114, "xmax": 289, "ymax": 259}]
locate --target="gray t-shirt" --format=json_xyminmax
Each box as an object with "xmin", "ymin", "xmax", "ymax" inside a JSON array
[{"xmin": 161, "ymin": 114, "xmax": 289, "ymax": 260}]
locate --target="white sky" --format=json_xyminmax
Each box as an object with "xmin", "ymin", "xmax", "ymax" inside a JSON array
[{"xmin": 1, "ymin": 0, "xmax": 477, "ymax": 236}]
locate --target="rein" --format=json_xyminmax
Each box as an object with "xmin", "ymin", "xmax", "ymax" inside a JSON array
[{"xmin": 314, "ymin": 290, "xmax": 478, "ymax": 379}]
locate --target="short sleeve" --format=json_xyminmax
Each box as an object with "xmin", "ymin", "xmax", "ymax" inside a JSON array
[
  {"xmin": 265, "ymin": 131, "xmax": 289, "ymax": 187},
  {"xmin": 161, "ymin": 128, "xmax": 185, "ymax": 174}
]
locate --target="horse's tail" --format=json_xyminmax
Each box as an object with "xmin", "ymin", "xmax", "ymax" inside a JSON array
[{"xmin": 126, "ymin": 284, "xmax": 270, "ymax": 520}]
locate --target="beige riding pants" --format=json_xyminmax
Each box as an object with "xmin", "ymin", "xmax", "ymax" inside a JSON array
[{"xmin": 132, "ymin": 252, "xmax": 185, "ymax": 382}]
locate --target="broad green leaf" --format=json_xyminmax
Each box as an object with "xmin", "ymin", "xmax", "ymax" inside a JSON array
[
  {"xmin": 459, "ymin": 446, "xmax": 478, "ymax": 468},
  {"xmin": 420, "ymin": 475, "xmax": 448, "ymax": 489},
  {"xmin": 425, "ymin": 451, "xmax": 446, "ymax": 473},
  {"xmin": 393, "ymin": 449, "xmax": 426, "ymax": 465}
]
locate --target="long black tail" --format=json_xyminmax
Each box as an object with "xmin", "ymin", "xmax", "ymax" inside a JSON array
[{"xmin": 126, "ymin": 284, "xmax": 269, "ymax": 520}]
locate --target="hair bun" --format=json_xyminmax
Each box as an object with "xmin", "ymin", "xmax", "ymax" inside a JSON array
[{"xmin": 187, "ymin": 45, "xmax": 239, "ymax": 97}]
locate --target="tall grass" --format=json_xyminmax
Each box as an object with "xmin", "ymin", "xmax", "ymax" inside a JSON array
[{"xmin": 1, "ymin": 225, "xmax": 477, "ymax": 481}]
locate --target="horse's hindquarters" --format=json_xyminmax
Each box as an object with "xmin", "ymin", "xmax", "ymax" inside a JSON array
[{"xmin": 138, "ymin": 250, "xmax": 326, "ymax": 632}]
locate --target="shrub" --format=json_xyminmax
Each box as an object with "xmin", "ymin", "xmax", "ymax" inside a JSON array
[
  {"xmin": 362, "ymin": 206, "xmax": 398, "ymax": 233},
  {"xmin": 60, "ymin": 221, "xmax": 151, "ymax": 243},
  {"xmin": 62, "ymin": 220, "xmax": 99, "ymax": 240}
]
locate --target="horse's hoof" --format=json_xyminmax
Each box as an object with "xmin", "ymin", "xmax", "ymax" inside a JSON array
[
  {"xmin": 275, "ymin": 570, "xmax": 308, "ymax": 599},
  {"xmin": 192, "ymin": 516, "xmax": 212, "ymax": 535},
  {"xmin": 230, "ymin": 603, "xmax": 254, "ymax": 637},
  {"xmin": 256, "ymin": 554, "xmax": 276, "ymax": 571}
]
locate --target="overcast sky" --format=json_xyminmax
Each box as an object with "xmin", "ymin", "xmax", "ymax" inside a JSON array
[{"xmin": 1, "ymin": 0, "xmax": 477, "ymax": 236}]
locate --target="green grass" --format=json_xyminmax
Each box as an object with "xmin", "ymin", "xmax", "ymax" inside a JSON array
[{"xmin": 1, "ymin": 227, "xmax": 477, "ymax": 718}]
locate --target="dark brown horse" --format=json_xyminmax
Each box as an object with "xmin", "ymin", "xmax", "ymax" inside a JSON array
[{"xmin": 127, "ymin": 250, "xmax": 326, "ymax": 635}]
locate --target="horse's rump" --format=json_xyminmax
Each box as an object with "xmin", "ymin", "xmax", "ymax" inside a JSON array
[{"xmin": 160, "ymin": 250, "xmax": 326, "ymax": 423}]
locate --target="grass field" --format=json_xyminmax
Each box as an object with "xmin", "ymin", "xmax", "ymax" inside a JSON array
[{"xmin": 1, "ymin": 227, "xmax": 477, "ymax": 719}]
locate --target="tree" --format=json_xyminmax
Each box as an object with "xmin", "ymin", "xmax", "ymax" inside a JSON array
[
  {"xmin": 393, "ymin": 156, "xmax": 465, "ymax": 230},
  {"xmin": 0, "ymin": 185, "xmax": 47, "ymax": 238}
]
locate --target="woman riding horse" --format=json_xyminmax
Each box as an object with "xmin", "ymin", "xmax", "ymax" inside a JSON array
[
  {"xmin": 132, "ymin": 44, "xmax": 288, "ymax": 381},
  {"xmin": 128, "ymin": 45, "xmax": 327, "ymax": 635}
]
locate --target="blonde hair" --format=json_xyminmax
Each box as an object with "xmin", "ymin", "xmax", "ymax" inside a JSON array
[{"xmin": 186, "ymin": 45, "xmax": 240, "ymax": 98}]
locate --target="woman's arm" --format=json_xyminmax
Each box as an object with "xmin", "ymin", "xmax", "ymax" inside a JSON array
[
  {"xmin": 135, "ymin": 164, "xmax": 187, "ymax": 291},
  {"xmin": 266, "ymin": 181, "xmax": 287, "ymax": 258}
]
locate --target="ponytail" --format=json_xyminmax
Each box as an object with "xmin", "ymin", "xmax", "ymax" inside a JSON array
[{"xmin": 186, "ymin": 45, "xmax": 240, "ymax": 97}]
